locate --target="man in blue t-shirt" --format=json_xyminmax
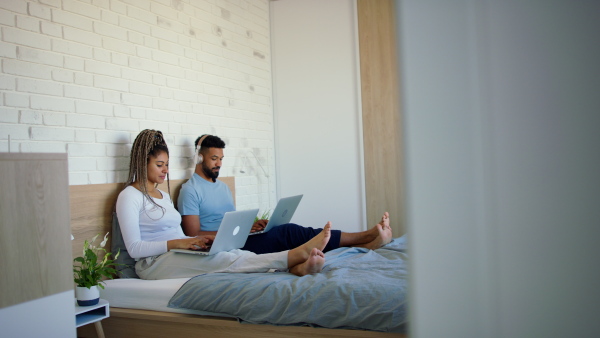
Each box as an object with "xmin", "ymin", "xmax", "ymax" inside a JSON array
[{"xmin": 178, "ymin": 134, "xmax": 393, "ymax": 254}]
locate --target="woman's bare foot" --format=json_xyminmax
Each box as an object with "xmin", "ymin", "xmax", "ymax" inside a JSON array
[
  {"xmin": 287, "ymin": 222, "xmax": 331, "ymax": 269},
  {"xmin": 289, "ymin": 248, "xmax": 325, "ymax": 276},
  {"xmin": 361, "ymin": 212, "xmax": 393, "ymax": 250},
  {"xmin": 299, "ymin": 221, "xmax": 331, "ymax": 256}
]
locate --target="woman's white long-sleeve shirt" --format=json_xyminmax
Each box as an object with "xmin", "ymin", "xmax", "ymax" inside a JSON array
[{"xmin": 116, "ymin": 186, "xmax": 189, "ymax": 259}]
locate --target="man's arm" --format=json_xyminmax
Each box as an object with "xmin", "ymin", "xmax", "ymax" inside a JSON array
[
  {"xmin": 181, "ymin": 214, "xmax": 217, "ymax": 237},
  {"xmin": 251, "ymin": 219, "xmax": 268, "ymax": 233}
]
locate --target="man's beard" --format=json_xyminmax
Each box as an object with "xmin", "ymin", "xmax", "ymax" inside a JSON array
[{"xmin": 202, "ymin": 162, "xmax": 220, "ymax": 181}]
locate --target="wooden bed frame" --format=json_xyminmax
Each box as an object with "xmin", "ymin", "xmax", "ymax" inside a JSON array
[{"xmin": 71, "ymin": 178, "xmax": 406, "ymax": 337}]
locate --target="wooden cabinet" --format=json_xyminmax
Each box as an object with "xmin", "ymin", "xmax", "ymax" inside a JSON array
[{"xmin": 0, "ymin": 153, "xmax": 75, "ymax": 337}]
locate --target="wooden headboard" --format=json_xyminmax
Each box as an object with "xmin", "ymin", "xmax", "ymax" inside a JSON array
[{"xmin": 70, "ymin": 177, "xmax": 235, "ymax": 262}]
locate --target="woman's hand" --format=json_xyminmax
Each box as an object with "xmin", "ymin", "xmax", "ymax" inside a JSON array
[{"xmin": 167, "ymin": 236, "xmax": 215, "ymax": 251}]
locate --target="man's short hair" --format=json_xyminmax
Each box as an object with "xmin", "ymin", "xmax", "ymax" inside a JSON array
[{"xmin": 195, "ymin": 134, "xmax": 226, "ymax": 149}]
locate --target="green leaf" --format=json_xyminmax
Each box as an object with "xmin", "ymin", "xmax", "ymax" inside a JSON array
[{"xmin": 73, "ymin": 232, "xmax": 121, "ymax": 287}]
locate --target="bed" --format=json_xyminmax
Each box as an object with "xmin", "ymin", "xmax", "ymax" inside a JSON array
[{"xmin": 71, "ymin": 178, "xmax": 408, "ymax": 337}]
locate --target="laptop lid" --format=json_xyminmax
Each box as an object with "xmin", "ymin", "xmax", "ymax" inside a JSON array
[
  {"xmin": 173, "ymin": 208, "xmax": 258, "ymax": 255},
  {"xmin": 251, "ymin": 195, "xmax": 303, "ymax": 235}
]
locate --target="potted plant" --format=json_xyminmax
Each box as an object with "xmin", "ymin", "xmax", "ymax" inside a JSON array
[{"xmin": 73, "ymin": 233, "xmax": 120, "ymax": 306}]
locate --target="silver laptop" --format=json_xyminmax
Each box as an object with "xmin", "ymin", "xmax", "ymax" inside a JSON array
[
  {"xmin": 172, "ymin": 208, "xmax": 258, "ymax": 255},
  {"xmin": 250, "ymin": 194, "xmax": 303, "ymax": 236}
]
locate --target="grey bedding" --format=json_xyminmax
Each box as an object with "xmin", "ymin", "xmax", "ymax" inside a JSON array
[{"xmin": 168, "ymin": 235, "xmax": 408, "ymax": 333}]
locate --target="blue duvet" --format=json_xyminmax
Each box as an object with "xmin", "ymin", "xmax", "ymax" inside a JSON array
[{"xmin": 168, "ymin": 235, "xmax": 408, "ymax": 333}]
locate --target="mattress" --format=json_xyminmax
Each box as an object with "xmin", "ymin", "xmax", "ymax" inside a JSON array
[{"xmin": 99, "ymin": 277, "xmax": 234, "ymax": 317}]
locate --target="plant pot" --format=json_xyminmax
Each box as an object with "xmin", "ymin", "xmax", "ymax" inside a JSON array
[{"xmin": 75, "ymin": 285, "xmax": 100, "ymax": 306}]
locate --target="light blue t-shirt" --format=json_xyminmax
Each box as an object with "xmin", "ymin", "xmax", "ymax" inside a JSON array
[{"xmin": 177, "ymin": 173, "xmax": 235, "ymax": 231}]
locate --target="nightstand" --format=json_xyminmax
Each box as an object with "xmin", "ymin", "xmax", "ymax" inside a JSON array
[{"xmin": 75, "ymin": 298, "xmax": 109, "ymax": 338}]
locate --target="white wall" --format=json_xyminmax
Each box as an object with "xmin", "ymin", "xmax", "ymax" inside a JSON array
[
  {"xmin": 398, "ymin": 1, "xmax": 600, "ymax": 337},
  {"xmin": 270, "ymin": 0, "xmax": 366, "ymax": 232},
  {"xmin": 0, "ymin": 0, "xmax": 276, "ymax": 211}
]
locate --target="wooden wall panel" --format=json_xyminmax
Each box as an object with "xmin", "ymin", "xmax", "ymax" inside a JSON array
[
  {"xmin": 70, "ymin": 182, "xmax": 123, "ymax": 264},
  {"xmin": 357, "ymin": 0, "xmax": 405, "ymax": 235},
  {"xmin": 0, "ymin": 153, "xmax": 73, "ymax": 309}
]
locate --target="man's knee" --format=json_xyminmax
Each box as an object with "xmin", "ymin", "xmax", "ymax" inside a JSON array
[{"xmin": 272, "ymin": 223, "xmax": 310, "ymax": 237}]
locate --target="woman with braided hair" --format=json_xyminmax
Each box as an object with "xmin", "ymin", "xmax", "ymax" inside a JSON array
[{"xmin": 116, "ymin": 129, "xmax": 331, "ymax": 279}]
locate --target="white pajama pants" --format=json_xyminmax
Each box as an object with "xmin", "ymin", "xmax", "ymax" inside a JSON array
[{"xmin": 135, "ymin": 249, "xmax": 289, "ymax": 280}]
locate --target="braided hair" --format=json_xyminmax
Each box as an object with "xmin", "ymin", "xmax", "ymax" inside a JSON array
[{"xmin": 124, "ymin": 129, "xmax": 171, "ymax": 214}]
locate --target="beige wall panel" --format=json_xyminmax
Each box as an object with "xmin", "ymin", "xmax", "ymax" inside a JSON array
[
  {"xmin": 357, "ymin": 0, "xmax": 405, "ymax": 235},
  {"xmin": 0, "ymin": 153, "xmax": 73, "ymax": 309},
  {"xmin": 70, "ymin": 182, "xmax": 123, "ymax": 263}
]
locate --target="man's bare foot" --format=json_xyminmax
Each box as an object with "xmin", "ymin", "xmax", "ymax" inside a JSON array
[
  {"xmin": 380, "ymin": 211, "xmax": 391, "ymax": 230},
  {"xmin": 377, "ymin": 212, "xmax": 393, "ymax": 245},
  {"xmin": 289, "ymin": 248, "xmax": 325, "ymax": 276},
  {"xmin": 361, "ymin": 212, "xmax": 393, "ymax": 250},
  {"xmin": 364, "ymin": 212, "xmax": 390, "ymax": 240}
]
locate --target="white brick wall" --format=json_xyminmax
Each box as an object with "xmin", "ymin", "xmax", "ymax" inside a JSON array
[{"xmin": 0, "ymin": 0, "xmax": 276, "ymax": 212}]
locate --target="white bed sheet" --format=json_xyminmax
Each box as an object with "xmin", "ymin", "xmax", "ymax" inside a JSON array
[{"xmin": 100, "ymin": 278, "xmax": 235, "ymax": 317}]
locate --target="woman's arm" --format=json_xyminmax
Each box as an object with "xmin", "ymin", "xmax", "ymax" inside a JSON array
[{"xmin": 116, "ymin": 187, "xmax": 169, "ymax": 259}]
